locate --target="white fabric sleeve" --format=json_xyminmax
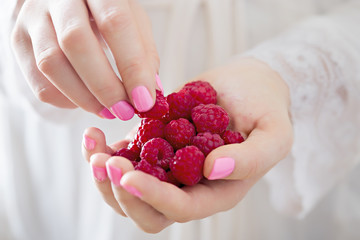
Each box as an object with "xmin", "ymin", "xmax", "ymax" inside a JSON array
[{"xmin": 244, "ymin": 1, "xmax": 360, "ymax": 218}]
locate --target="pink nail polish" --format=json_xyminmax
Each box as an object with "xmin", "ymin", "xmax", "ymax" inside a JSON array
[
  {"xmin": 83, "ymin": 135, "xmax": 96, "ymax": 151},
  {"xmin": 106, "ymin": 163, "xmax": 122, "ymax": 186},
  {"xmin": 155, "ymin": 74, "xmax": 164, "ymax": 94},
  {"xmin": 208, "ymin": 157, "xmax": 235, "ymax": 180},
  {"xmin": 110, "ymin": 101, "xmax": 135, "ymax": 121},
  {"xmin": 98, "ymin": 108, "xmax": 116, "ymax": 119},
  {"xmin": 91, "ymin": 165, "xmax": 107, "ymax": 182},
  {"xmin": 131, "ymin": 86, "xmax": 153, "ymax": 112},
  {"xmin": 122, "ymin": 184, "xmax": 142, "ymax": 198}
]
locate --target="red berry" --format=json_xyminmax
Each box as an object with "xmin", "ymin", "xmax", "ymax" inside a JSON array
[
  {"xmin": 191, "ymin": 104, "xmax": 229, "ymax": 134},
  {"xmin": 182, "ymin": 80, "xmax": 217, "ymax": 106},
  {"xmin": 166, "ymin": 171, "xmax": 182, "ymax": 187},
  {"xmin": 135, "ymin": 90, "xmax": 169, "ymax": 119},
  {"xmin": 135, "ymin": 159, "xmax": 168, "ymax": 182},
  {"xmin": 135, "ymin": 118, "xmax": 166, "ymax": 147},
  {"xmin": 166, "ymin": 90, "xmax": 195, "ymax": 121},
  {"xmin": 222, "ymin": 130, "xmax": 244, "ymax": 144},
  {"xmin": 165, "ymin": 118, "xmax": 196, "ymax": 149},
  {"xmin": 127, "ymin": 141, "xmax": 141, "ymax": 158},
  {"xmin": 191, "ymin": 132, "xmax": 224, "ymax": 156},
  {"xmin": 112, "ymin": 148, "xmax": 139, "ymax": 161},
  {"xmin": 170, "ymin": 146, "xmax": 205, "ymax": 186},
  {"xmin": 140, "ymin": 138, "xmax": 174, "ymax": 167}
]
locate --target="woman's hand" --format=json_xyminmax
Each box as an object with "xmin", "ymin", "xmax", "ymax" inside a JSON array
[
  {"xmin": 82, "ymin": 58, "xmax": 293, "ymax": 233},
  {"xmin": 11, "ymin": 0, "xmax": 160, "ymax": 119}
]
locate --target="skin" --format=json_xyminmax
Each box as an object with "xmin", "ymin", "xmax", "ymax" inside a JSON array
[
  {"xmin": 11, "ymin": 0, "xmax": 159, "ymax": 116},
  {"xmin": 82, "ymin": 58, "xmax": 294, "ymax": 233}
]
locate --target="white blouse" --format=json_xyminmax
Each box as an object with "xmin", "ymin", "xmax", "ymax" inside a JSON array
[{"xmin": 0, "ymin": 0, "xmax": 359, "ymax": 239}]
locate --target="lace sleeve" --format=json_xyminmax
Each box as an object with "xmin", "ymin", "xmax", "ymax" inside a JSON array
[{"xmin": 244, "ymin": 1, "xmax": 360, "ymax": 218}]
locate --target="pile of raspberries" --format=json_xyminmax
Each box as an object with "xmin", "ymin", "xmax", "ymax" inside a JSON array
[{"xmin": 113, "ymin": 81, "xmax": 244, "ymax": 187}]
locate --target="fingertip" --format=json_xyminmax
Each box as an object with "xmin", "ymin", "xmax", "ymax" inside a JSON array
[{"xmin": 131, "ymin": 85, "xmax": 155, "ymax": 112}]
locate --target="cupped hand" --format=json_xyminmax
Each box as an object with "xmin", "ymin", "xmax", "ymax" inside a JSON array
[
  {"xmin": 11, "ymin": 0, "xmax": 160, "ymax": 119},
  {"xmin": 81, "ymin": 58, "xmax": 293, "ymax": 233}
]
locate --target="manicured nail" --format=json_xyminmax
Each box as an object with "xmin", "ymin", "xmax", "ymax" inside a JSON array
[
  {"xmin": 155, "ymin": 74, "xmax": 164, "ymax": 94},
  {"xmin": 208, "ymin": 157, "xmax": 235, "ymax": 180},
  {"xmin": 91, "ymin": 165, "xmax": 107, "ymax": 182},
  {"xmin": 106, "ymin": 163, "xmax": 122, "ymax": 186},
  {"xmin": 122, "ymin": 184, "xmax": 142, "ymax": 198},
  {"xmin": 131, "ymin": 86, "xmax": 153, "ymax": 112},
  {"xmin": 98, "ymin": 108, "xmax": 116, "ymax": 119},
  {"xmin": 110, "ymin": 100, "xmax": 135, "ymax": 121},
  {"xmin": 83, "ymin": 135, "xmax": 96, "ymax": 151}
]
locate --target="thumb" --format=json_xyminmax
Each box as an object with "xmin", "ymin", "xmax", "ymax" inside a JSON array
[{"xmin": 203, "ymin": 114, "xmax": 293, "ymax": 180}]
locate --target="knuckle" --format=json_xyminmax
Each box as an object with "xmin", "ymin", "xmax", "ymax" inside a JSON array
[
  {"xmin": 36, "ymin": 47, "xmax": 64, "ymax": 75},
  {"xmin": 58, "ymin": 25, "xmax": 87, "ymax": 52},
  {"xmin": 35, "ymin": 86, "xmax": 58, "ymax": 104},
  {"xmin": 98, "ymin": 7, "xmax": 132, "ymax": 34},
  {"xmin": 120, "ymin": 56, "xmax": 146, "ymax": 79}
]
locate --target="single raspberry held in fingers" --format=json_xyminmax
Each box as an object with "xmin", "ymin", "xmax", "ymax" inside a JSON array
[
  {"xmin": 191, "ymin": 132, "xmax": 224, "ymax": 156},
  {"xmin": 222, "ymin": 130, "xmax": 245, "ymax": 144},
  {"xmin": 191, "ymin": 104, "xmax": 229, "ymax": 134},
  {"xmin": 135, "ymin": 118, "xmax": 166, "ymax": 147},
  {"xmin": 166, "ymin": 90, "xmax": 196, "ymax": 121},
  {"xmin": 170, "ymin": 146, "xmax": 205, "ymax": 186},
  {"xmin": 135, "ymin": 90, "xmax": 169, "ymax": 119},
  {"xmin": 140, "ymin": 138, "xmax": 174, "ymax": 166},
  {"xmin": 135, "ymin": 159, "xmax": 168, "ymax": 182},
  {"xmin": 165, "ymin": 118, "xmax": 196, "ymax": 149},
  {"xmin": 112, "ymin": 148, "xmax": 139, "ymax": 161},
  {"xmin": 182, "ymin": 80, "xmax": 217, "ymax": 106}
]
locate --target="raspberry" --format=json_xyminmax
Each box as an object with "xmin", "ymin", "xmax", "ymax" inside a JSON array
[
  {"xmin": 191, "ymin": 132, "xmax": 224, "ymax": 156},
  {"xmin": 191, "ymin": 104, "xmax": 229, "ymax": 134},
  {"xmin": 166, "ymin": 90, "xmax": 195, "ymax": 121},
  {"xmin": 135, "ymin": 118, "xmax": 165, "ymax": 147},
  {"xmin": 183, "ymin": 80, "xmax": 217, "ymax": 106},
  {"xmin": 112, "ymin": 148, "xmax": 139, "ymax": 161},
  {"xmin": 135, "ymin": 159, "xmax": 168, "ymax": 182},
  {"xmin": 135, "ymin": 90, "xmax": 169, "ymax": 119},
  {"xmin": 140, "ymin": 138, "xmax": 174, "ymax": 167},
  {"xmin": 166, "ymin": 171, "xmax": 182, "ymax": 187},
  {"xmin": 127, "ymin": 141, "xmax": 141, "ymax": 158},
  {"xmin": 222, "ymin": 130, "xmax": 245, "ymax": 144},
  {"xmin": 165, "ymin": 118, "xmax": 196, "ymax": 149},
  {"xmin": 170, "ymin": 146, "xmax": 205, "ymax": 186}
]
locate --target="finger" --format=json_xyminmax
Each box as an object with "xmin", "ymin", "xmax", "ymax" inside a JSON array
[
  {"xmin": 120, "ymin": 172, "xmax": 253, "ymax": 223},
  {"xmin": 90, "ymin": 153, "xmax": 126, "ymax": 216},
  {"xmin": 87, "ymin": 0, "xmax": 157, "ymax": 112},
  {"xmin": 82, "ymin": 127, "xmax": 114, "ymax": 162},
  {"xmin": 105, "ymin": 157, "xmax": 172, "ymax": 233},
  {"xmin": 204, "ymin": 111, "xmax": 293, "ymax": 180},
  {"xmin": 11, "ymin": 18, "xmax": 76, "ymax": 109},
  {"xmin": 128, "ymin": 0, "xmax": 160, "ymax": 74},
  {"xmin": 50, "ymin": 0, "xmax": 135, "ymax": 120},
  {"xmin": 26, "ymin": 12, "xmax": 113, "ymax": 117}
]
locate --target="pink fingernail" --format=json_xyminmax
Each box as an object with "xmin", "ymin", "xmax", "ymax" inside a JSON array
[
  {"xmin": 131, "ymin": 86, "xmax": 153, "ymax": 112},
  {"xmin": 106, "ymin": 163, "xmax": 122, "ymax": 186},
  {"xmin": 155, "ymin": 74, "xmax": 164, "ymax": 94},
  {"xmin": 91, "ymin": 165, "xmax": 107, "ymax": 182},
  {"xmin": 98, "ymin": 108, "xmax": 116, "ymax": 119},
  {"xmin": 110, "ymin": 100, "xmax": 135, "ymax": 121},
  {"xmin": 83, "ymin": 135, "xmax": 96, "ymax": 151},
  {"xmin": 122, "ymin": 184, "xmax": 142, "ymax": 198},
  {"xmin": 208, "ymin": 157, "xmax": 235, "ymax": 180}
]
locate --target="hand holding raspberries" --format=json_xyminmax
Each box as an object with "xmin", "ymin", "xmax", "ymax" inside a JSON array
[
  {"xmin": 83, "ymin": 59, "xmax": 293, "ymax": 233},
  {"xmin": 115, "ymin": 80, "xmax": 244, "ymax": 186}
]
